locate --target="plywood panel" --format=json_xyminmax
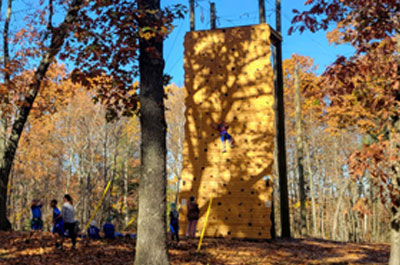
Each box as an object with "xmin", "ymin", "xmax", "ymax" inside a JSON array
[{"xmin": 179, "ymin": 24, "xmax": 275, "ymax": 239}]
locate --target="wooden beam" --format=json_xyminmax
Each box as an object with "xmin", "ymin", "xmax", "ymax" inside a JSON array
[
  {"xmin": 190, "ymin": 0, "xmax": 195, "ymax": 31},
  {"xmin": 259, "ymin": 0, "xmax": 266, "ymax": 24},
  {"xmin": 273, "ymin": 0, "xmax": 291, "ymax": 239},
  {"xmin": 276, "ymin": 0, "xmax": 281, "ymax": 32},
  {"xmin": 210, "ymin": 2, "xmax": 216, "ymax": 29}
]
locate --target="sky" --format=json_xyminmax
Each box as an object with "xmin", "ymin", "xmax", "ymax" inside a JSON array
[
  {"xmin": 162, "ymin": 0, "xmax": 355, "ymax": 87},
  {"xmin": 9, "ymin": 0, "xmax": 355, "ymax": 88}
]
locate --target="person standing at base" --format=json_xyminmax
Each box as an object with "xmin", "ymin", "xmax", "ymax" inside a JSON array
[
  {"xmin": 169, "ymin": 203, "xmax": 180, "ymax": 243},
  {"xmin": 50, "ymin": 199, "xmax": 64, "ymax": 249},
  {"xmin": 62, "ymin": 194, "xmax": 77, "ymax": 249},
  {"xmin": 88, "ymin": 220, "xmax": 100, "ymax": 240},
  {"xmin": 103, "ymin": 217, "xmax": 116, "ymax": 239},
  {"xmin": 30, "ymin": 199, "xmax": 44, "ymax": 231},
  {"xmin": 186, "ymin": 196, "xmax": 200, "ymax": 238}
]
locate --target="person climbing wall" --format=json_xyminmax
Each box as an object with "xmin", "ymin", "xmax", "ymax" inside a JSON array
[{"xmin": 216, "ymin": 121, "xmax": 234, "ymax": 153}]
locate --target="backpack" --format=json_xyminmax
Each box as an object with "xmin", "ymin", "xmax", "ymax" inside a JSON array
[{"xmin": 187, "ymin": 203, "xmax": 200, "ymax": 220}]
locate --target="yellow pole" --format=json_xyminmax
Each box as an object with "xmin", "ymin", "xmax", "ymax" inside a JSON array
[
  {"xmin": 125, "ymin": 216, "xmax": 136, "ymax": 229},
  {"xmin": 84, "ymin": 180, "xmax": 112, "ymax": 232},
  {"xmin": 197, "ymin": 196, "xmax": 213, "ymax": 251}
]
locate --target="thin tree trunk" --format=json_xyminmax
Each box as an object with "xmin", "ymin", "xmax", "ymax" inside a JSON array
[
  {"xmin": 0, "ymin": 0, "xmax": 83, "ymax": 230},
  {"xmin": 305, "ymin": 139, "xmax": 317, "ymax": 237},
  {"xmin": 294, "ymin": 65, "xmax": 307, "ymax": 236},
  {"xmin": 332, "ymin": 178, "xmax": 350, "ymax": 241},
  {"xmin": 7, "ymin": 167, "xmax": 13, "ymax": 222},
  {"xmin": 0, "ymin": 0, "xmax": 11, "ymax": 231},
  {"xmin": 316, "ymin": 159, "xmax": 324, "ymax": 237},
  {"xmin": 124, "ymin": 160, "xmax": 129, "ymax": 227},
  {"xmin": 78, "ymin": 165, "xmax": 84, "ymax": 225},
  {"xmin": 135, "ymin": 0, "xmax": 169, "ymax": 263}
]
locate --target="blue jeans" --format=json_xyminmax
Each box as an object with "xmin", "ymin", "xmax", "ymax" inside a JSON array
[{"xmin": 220, "ymin": 131, "xmax": 231, "ymax": 142}]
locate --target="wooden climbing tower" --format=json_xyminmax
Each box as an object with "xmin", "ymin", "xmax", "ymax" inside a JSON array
[{"xmin": 178, "ymin": 23, "xmax": 275, "ymax": 239}]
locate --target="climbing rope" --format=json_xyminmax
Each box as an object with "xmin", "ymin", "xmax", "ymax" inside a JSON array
[{"xmin": 83, "ymin": 180, "xmax": 112, "ymax": 232}]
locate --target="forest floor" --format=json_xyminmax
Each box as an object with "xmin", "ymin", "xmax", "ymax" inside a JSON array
[{"xmin": 0, "ymin": 231, "xmax": 389, "ymax": 265}]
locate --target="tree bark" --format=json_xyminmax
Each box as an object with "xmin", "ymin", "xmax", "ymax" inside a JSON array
[
  {"xmin": 294, "ymin": 65, "xmax": 307, "ymax": 236},
  {"xmin": 0, "ymin": 0, "xmax": 12, "ymax": 231},
  {"xmin": 0, "ymin": 0, "xmax": 83, "ymax": 230},
  {"xmin": 332, "ymin": 178, "xmax": 350, "ymax": 241},
  {"xmin": 389, "ymin": 210, "xmax": 400, "ymax": 265},
  {"xmin": 124, "ymin": 160, "xmax": 129, "ymax": 227},
  {"xmin": 135, "ymin": 0, "xmax": 169, "ymax": 264},
  {"xmin": 272, "ymin": 40, "xmax": 290, "ymax": 238},
  {"xmin": 305, "ymin": 137, "xmax": 317, "ymax": 237}
]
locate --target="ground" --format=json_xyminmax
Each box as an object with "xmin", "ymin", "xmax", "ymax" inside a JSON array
[{"xmin": 0, "ymin": 232, "xmax": 389, "ymax": 264}]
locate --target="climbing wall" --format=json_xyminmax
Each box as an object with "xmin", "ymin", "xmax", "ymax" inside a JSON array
[{"xmin": 179, "ymin": 24, "xmax": 275, "ymax": 239}]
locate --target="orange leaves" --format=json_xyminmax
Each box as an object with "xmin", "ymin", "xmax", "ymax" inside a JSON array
[
  {"xmin": 290, "ymin": 0, "xmax": 398, "ymax": 55},
  {"xmin": 353, "ymin": 198, "xmax": 372, "ymax": 216},
  {"xmin": 0, "ymin": 232, "xmax": 390, "ymax": 264},
  {"xmin": 0, "ymin": 231, "xmax": 137, "ymax": 265},
  {"xmin": 283, "ymin": 54, "xmax": 322, "ymax": 137},
  {"xmin": 319, "ymin": 36, "xmax": 399, "ymax": 138}
]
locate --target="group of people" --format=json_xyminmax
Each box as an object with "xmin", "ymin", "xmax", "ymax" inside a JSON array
[
  {"xmin": 87, "ymin": 217, "xmax": 116, "ymax": 240},
  {"xmin": 28, "ymin": 121, "xmax": 231, "ymax": 246},
  {"xmin": 30, "ymin": 194, "xmax": 116, "ymax": 250},
  {"xmin": 169, "ymin": 196, "xmax": 200, "ymax": 243},
  {"xmin": 31, "ymin": 195, "xmax": 77, "ymax": 249}
]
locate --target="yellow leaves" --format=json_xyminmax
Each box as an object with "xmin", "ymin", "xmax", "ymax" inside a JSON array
[
  {"xmin": 138, "ymin": 29, "xmax": 157, "ymax": 40},
  {"xmin": 123, "ymin": 115, "xmax": 140, "ymax": 139},
  {"xmin": 353, "ymin": 198, "xmax": 372, "ymax": 216},
  {"xmin": 128, "ymin": 81, "xmax": 139, "ymax": 96},
  {"xmin": 283, "ymin": 54, "xmax": 322, "ymax": 137},
  {"xmin": 326, "ymin": 28, "xmax": 343, "ymax": 45},
  {"xmin": 168, "ymin": 175, "xmax": 179, "ymax": 186},
  {"xmin": 326, "ymin": 20, "xmax": 348, "ymax": 45}
]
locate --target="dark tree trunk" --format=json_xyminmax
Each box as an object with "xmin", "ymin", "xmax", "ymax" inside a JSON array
[
  {"xmin": 0, "ymin": 0, "xmax": 83, "ymax": 231},
  {"xmin": 0, "ymin": 0, "xmax": 12, "ymax": 231},
  {"xmin": 135, "ymin": 0, "xmax": 169, "ymax": 264},
  {"xmin": 273, "ymin": 0, "xmax": 290, "ymax": 238}
]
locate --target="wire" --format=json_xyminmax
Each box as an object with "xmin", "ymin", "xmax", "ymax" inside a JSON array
[
  {"xmin": 165, "ymin": 18, "xmax": 185, "ymax": 63},
  {"xmin": 166, "ymin": 52, "xmax": 183, "ymax": 73},
  {"xmin": 278, "ymin": 5, "xmax": 333, "ymax": 56}
]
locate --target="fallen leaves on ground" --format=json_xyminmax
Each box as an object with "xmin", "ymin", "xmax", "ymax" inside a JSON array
[{"xmin": 0, "ymin": 232, "xmax": 389, "ymax": 264}]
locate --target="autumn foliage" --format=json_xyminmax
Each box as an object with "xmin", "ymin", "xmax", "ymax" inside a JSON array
[{"xmin": 0, "ymin": 232, "xmax": 390, "ymax": 264}]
